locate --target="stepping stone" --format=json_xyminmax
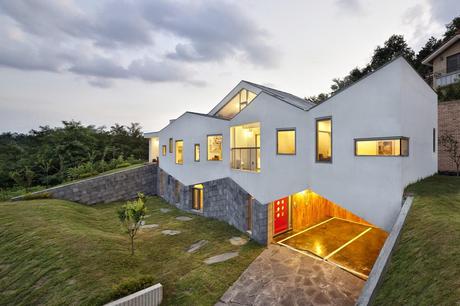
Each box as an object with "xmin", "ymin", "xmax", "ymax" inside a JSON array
[
  {"xmin": 144, "ymin": 215, "xmax": 151, "ymax": 218},
  {"xmin": 229, "ymin": 237, "xmax": 248, "ymax": 246},
  {"xmin": 176, "ymin": 216, "xmax": 192, "ymax": 221},
  {"xmin": 160, "ymin": 208, "xmax": 171, "ymax": 213},
  {"xmin": 162, "ymin": 230, "xmax": 181, "ymax": 236},
  {"xmin": 141, "ymin": 224, "xmax": 159, "ymax": 229},
  {"xmin": 187, "ymin": 240, "xmax": 209, "ymax": 253},
  {"xmin": 204, "ymin": 252, "xmax": 239, "ymax": 265}
]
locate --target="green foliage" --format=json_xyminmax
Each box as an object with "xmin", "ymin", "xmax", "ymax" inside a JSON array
[
  {"xmin": 438, "ymin": 81, "xmax": 460, "ymax": 102},
  {"xmin": 0, "ymin": 120, "xmax": 148, "ymax": 189},
  {"xmin": 117, "ymin": 193, "xmax": 147, "ymax": 255},
  {"xmin": 0, "ymin": 185, "xmax": 46, "ymax": 202},
  {"xmin": 109, "ymin": 276, "xmax": 156, "ymax": 301},
  {"xmin": 21, "ymin": 192, "xmax": 52, "ymax": 201}
]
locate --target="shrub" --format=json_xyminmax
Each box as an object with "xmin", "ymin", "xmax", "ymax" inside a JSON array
[
  {"xmin": 108, "ymin": 276, "xmax": 156, "ymax": 302},
  {"xmin": 116, "ymin": 162, "xmax": 132, "ymax": 169},
  {"xmin": 21, "ymin": 192, "xmax": 52, "ymax": 201},
  {"xmin": 117, "ymin": 193, "xmax": 147, "ymax": 255},
  {"xmin": 438, "ymin": 81, "xmax": 460, "ymax": 102},
  {"xmin": 66, "ymin": 162, "xmax": 97, "ymax": 181}
]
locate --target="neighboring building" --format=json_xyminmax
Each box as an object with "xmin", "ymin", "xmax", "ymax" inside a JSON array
[
  {"xmin": 145, "ymin": 57, "xmax": 437, "ymax": 245},
  {"xmin": 423, "ymin": 32, "xmax": 460, "ymax": 173},
  {"xmin": 422, "ymin": 32, "xmax": 460, "ymax": 89}
]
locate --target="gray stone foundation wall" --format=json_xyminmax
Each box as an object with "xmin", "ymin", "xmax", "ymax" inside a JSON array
[
  {"xmin": 13, "ymin": 164, "xmax": 158, "ymax": 205},
  {"xmin": 157, "ymin": 167, "xmax": 268, "ymax": 245}
]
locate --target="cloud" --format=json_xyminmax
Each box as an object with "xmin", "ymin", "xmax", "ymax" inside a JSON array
[
  {"xmin": 335, "ymin": 0, "xmax": 364, "ymax": 14},
  {"xmin": 427, "ymin": 0, "xmax": 459, "ymax": 25},
  {"xmin": 0, "ymin": 0, "xmax": 278, "ymax": 87}
]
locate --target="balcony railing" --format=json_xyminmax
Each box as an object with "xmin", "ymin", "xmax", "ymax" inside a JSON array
[
  {"xmin": 435, "ymin": 70, "xmax": 460, "ymax": 87},
  {"xmin": 231, "ymin": 147, "xmax": 260, "ymax": 172}
]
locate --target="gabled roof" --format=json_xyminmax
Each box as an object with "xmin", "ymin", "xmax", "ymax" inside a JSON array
[
  {"xmin": 422, "ymin": 33, "xmax": 460, "ymax": 66},
  {"xmin": 243, "ymin": 81, "xmax": 316, "ymax": 111}
]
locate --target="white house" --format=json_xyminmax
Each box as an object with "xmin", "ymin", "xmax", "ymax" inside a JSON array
[{"xmin": 145, "ymin": 57, "xmax": 437, "ymax": 248}]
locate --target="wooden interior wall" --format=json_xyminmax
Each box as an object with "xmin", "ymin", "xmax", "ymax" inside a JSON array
[{"xmin": 290, "ymin": 190, "xmax": 372, "ymax": 231}]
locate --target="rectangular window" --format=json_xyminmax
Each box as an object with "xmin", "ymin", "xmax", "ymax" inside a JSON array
[
  {"xmin": 446, "ymin": 52, "xmax": 460, "ymax": 73},
  {"xmin": 316, "ymin": 118, "xmax": 332, "ymax": 162},
  {"xmin": 207, "ymin": 135, "xmax": 223, "ymax": 161},
  {"xmin": 230, "ymin": 123, "xmax": 260, "ymax": 172},
  {"xmin": 433, "ymin": 128, "xmax": 436, "ymax": 153},
  {"xmin": 194, "ymin": 144, "xmax": 200, "ymax": 162},
  {"xmin": 355, "ymin": 137, "xmax": 409, "ymax": 156},
  {"xmin": 169, "ymin": 138, "xmax": 173, "ymax": 153},
  {"xmin": 162, "ymin": 145, "xmax": 167, "ymax": 156},
  {"xmin": 277, "ymin": 129, "xmax": 296, "ymax": 155},
  {"xmin": 192, "ymin": 184, "xmax": 203, "ymax": 211},
  {"xmin": 175, "ymin": 140, "xmax": 183, "ymax": 164}
]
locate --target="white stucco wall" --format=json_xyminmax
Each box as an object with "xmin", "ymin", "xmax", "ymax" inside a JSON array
[{"xmin": 154, "ymin": 58, "xmax": 437, "ymax": 231}]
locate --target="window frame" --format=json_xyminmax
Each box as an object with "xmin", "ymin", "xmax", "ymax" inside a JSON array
[
  {"xmin": 169, "ymin": 138, "xmax": 173, "ymax": 153},
  {"xmin": 175, "ymin": 140, "xmax": 184, "ymax": 164},
  {"xmin": 276, "ymin": 128, "xmax": 296, "ymax": 155},
  {"xmin": 162, "ymin": 145, "xmax": 167, "ymax": 156},
  {"xmin": 354, "ymin": 136, "xmax": 409, "ymax": 157},
  {"xmin": 315, "ymin": 116, "xmax": 333, "ymax": 163},
  {"xmin": 207, "ymin": 134, "xmax": 223, "ymax": 161},
  {"xmin": 194, "ymin": 143, "xmax": 200, "ymax": 162},
  {"xmin": 446, "ymin": 52, "xmax": 460, "ymax": 73},
  {"xmin": 433, "ymin": 128, "xmax": 436, "ymax": 153},
  {"xmin": 191, "ymin": 184, "xmax": 204, "ymax": 212}
]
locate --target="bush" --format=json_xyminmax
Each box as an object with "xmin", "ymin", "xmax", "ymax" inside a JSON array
[
  {"xmin": 116, "ymin": 162, "xmax": 132, "ymax": 169},
  {"xmin": 107, "ymin": 276, "xmax": 156, "ymax": 302},
  {"xmin": 21, "ymin": 192, "xmax": 52, "ymax": 201},
  {"xmin": 438, "ymin": 81, "xmax": 460, "ymax": 102},
  {"xmin": 0, "ymin": 186, "xmax": 46, "ymax": 202},
  {"xmin": 66, "ymin": 162, "xmax": 97, "ymax": 181}
]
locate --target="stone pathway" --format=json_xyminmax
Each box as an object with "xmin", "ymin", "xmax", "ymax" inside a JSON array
[
  {"xmin": 229, "ymin": 237, "xmax": 247, "ymax": 246},
  {"xmin": 140, "ymin": 224, "xmax": 159, "ymax": 229},
  {"xmin": 187, "ymin": 240, "xmax": 209, "ymax": 253},
  {"xmin": 161, "ymin": 230, "xmax": 181, "ymax": 236},
  {"xmin": 204, "ymin": 252, "xmax": 239, "ymax": 265},
  {"xmin": 160, "ymin": 208, "xmax": 171, "ymax": 213},
  {"xmin": 176, "ymin": 216, "xmax": 193, "ymax": 221},
  {"xmin": 217, "ymin": 245, "xmax": 364, "ymax": 306}
]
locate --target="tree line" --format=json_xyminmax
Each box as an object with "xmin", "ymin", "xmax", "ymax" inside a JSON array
[
  {"xmin": 308, "ymin": 16, "xmax": 460, "ymax": 103},
  {"xmin": 0, "ymin": 121, "xmax": 149, "ymax": 191}
]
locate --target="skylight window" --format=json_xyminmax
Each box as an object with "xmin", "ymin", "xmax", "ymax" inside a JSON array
[{"xmin": 216, "ymin": 89, "xmax": 257, "ymax": 119}]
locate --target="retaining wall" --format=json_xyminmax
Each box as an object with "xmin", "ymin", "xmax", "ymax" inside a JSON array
[{"xmin": 13, "ymin": 164, "xmax": 158, "ymax": 204}]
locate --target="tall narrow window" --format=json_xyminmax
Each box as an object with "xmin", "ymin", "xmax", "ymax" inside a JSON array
[
  {"xmin": 355, "ymin": 137, "xmax": 409, "ymax": 156},
  {"xmin": 433, "ymin": 128, "xmax": 436, "ymax": 153},
  {"xmin": 277, "ymin": 129, "xmax": 296, "ymax": 155},
  {"xmin": 175, "ymin": 140, "xmax": 183, "ymax": 164},
  {"xmin": 192, "ymin": 184, "xmax": 204, "ymax": 211},
  {"xmin": 194, "ymin": 144, "xmax": 200, "ymax": 162},
  {"xmin": 316, "ymin": 118, "xmax": 332, "ymax": 162},
  {"xmin": 169, "ymin": 138, "xmax": 173, "ymax": 153},
  {"xmin": 207, "ymin": 135, "xmax": 223, "ymax": 161},
  {"xmin": 162, "ymin": 145, "xmax": 167, "ymax": 156}
]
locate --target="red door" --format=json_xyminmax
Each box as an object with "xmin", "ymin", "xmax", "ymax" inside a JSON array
[{"xmin": 274, "ymin": 197, "xmax": 289, "ymax": 235}]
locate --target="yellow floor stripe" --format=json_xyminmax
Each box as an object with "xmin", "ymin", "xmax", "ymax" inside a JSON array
[
  {"xmin": 276, "ymin": 217, "xmax": 335, "ymax": 243},
  {"xmin": 323, "ymin": 227, "xmax": 372, "ymax": 260},
  {"xmin": 277, "ymin": 241, "xmax": 323, "ymax": 261},
  {"xmin": 333, "ymin": 216, "xmax": 379, "ymax": 229}
]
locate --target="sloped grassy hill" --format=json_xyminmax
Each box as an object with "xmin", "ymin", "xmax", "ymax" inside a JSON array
[
  {"xmin": 0, "ymin": 197, "xmax": 263, "ymax": 305},
  {"xmin": 375, "ymin": 175, "xmax": 460, "ymax": 305}
]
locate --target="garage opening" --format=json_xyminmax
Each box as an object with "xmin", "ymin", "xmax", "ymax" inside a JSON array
[{"xmin": 271, "ymin": 190, "xmax": 388, "ymax": 279}]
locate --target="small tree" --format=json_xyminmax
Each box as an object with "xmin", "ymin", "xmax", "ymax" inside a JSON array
[
  {"xmin": 118, "ymin": 193, "xmax": 147, "ymax": 255},
  {"xmin": 440, "ymin": 133, "xmax": 460, "ymax": 176}
]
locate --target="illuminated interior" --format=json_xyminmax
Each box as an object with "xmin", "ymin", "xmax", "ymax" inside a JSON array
[
  {"xmin": 277, "ymin": 129, "xmax": 296, "ymax": 154},
  {"xmin": 194, "ymin": 144, "xmax": 200, "ymax": 161},
  {"xmin": 192, "ymin": 184, "xmax": 204, "ymax": 211},
  {"xmin": 175, "ymin": 140, "xmax": 183, "ymax": 164},
  {"xmin": 216, "ymin": 89, "xmax": 257, "ymax": 119},
  {"xmin": 207, "ymin": 135, "xmax": 223, "ymax": 161},
  {"xmin": 316, "ymin": 118, "xmax": 332, "ymax": 162},
  {"xmin": 272, "ymin": 189, "xmax": 388, "ymax": 279},
  {"xmin": 162, "ymin": 145, "xmax": 166, "ymax": 156},
  {"xmin": 230, "ymin": 122, "xmax": 261, "ymax": 172},
  {"xmin": 355, "ymin": 138, "xmax": 409, "ymax": 156}
]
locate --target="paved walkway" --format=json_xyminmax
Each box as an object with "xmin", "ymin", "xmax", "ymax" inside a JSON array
[{"xmin": 217, "ymin": 245, "xmax": 364, "ymax": 306}]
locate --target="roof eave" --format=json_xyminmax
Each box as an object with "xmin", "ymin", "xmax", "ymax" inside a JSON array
[{"xmin": 422, "ymin": 34, "xmax": 460, "ymax": 66}]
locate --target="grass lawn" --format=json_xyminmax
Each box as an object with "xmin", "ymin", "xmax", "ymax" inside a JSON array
[
  {"xmin": 374, "ymin": 175, "xmax": 460, "ymax": 305},
  {"xmin": 0, "ymin": 197, "xmax": 264, "ymax": 305}
]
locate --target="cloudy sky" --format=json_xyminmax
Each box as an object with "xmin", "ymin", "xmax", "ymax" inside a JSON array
[{"xmin": 0, "ymin": 0, "xmax": 458, "ymax": 133}]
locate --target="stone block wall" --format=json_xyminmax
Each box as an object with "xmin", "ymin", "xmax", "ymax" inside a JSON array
[
  {"xmin": 157, "ymin": 167, "xmax": 268, "ymax": 245},
  {"xmin": 14, "ymin": 164, "xmax": 158, "ymax": 204},
  {"xmin": 438, "ymin": 100, "xmax": 460, "ymax": 173}
]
